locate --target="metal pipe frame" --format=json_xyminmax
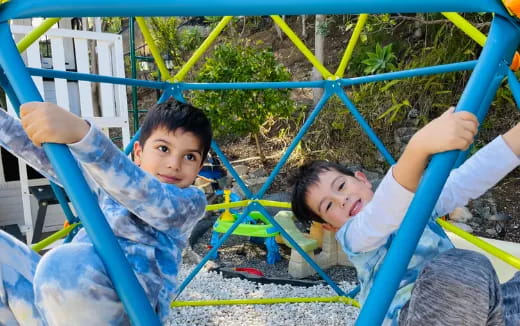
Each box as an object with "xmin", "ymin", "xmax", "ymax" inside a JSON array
[
  {"xmin": 355, "ymin": 15, "xmax": 520, "ymax": 325},
  {"xmin": 173, "ymin": 89, "xmax": 347, "ymax": 298},
  {"xmin": 255, "ymin": 88, "xmax": 333, "ymax": 198},
  {"xmin": 335, "ymin": 87, "xmax": 396, "ymax": 165},
  {"xmin": 27, "ymin": 67, "xmax": 168, "ymax": 89},
  {"xmin": 0, "ymin": 23, "xmax": 161, "ymax": 326},
  {"xmin": 2, "ymin": 2, "xmax": 519, "ymax": 324},
  {"xmin": 0, "ymin": 0, "xmax": 510, "ymax": 22},
  {"xmin": 0, "ymin": 68, "xmax": 77, "ymax": 224}
]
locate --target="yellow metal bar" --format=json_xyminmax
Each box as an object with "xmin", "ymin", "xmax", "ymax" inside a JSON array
[
  {"xmin": 256, "ymin": 200, "xmax": 291, "ymax": 209},
  {"xmin": 442, "ymin": 12, "xmax": 520, "ymax": 70},
  {"xmin": 441, "ymin": 12, "xmax": 486, "ymax": 46},
  {"xmin": 31, "ymin": 223, "xmax": 80, "ymax": 253},
  {"xmin": 135, "ymin": 17, "xmax": 171, "ymax": 81},
  {"xmin": 17, "ymin": 18, "xmax": 60, "ymax": 53},
  {"xmin": 270, "ymin": 15, "xmax": 334, "ymax": 80},
  {"xmin": 335, "ymin": 14, "xmax": 368, "ymax": 77},
  {"xmin": 206, "ymin": 200, "xmax": 250, "ymax": 211},
  {"xmin": 171, "ymin": 295, "xmax": 360, "ymax": 308},
  {"xmin": 171, "ymin": 16, "xmax": 233, "ymax": 82},
  {"xmin": 206, "ymin": 200, "xmax": 291, "ymax": 211},
  {"xmin": 437, "ymin": 218, "xmax": 520, "ymax": 270}
]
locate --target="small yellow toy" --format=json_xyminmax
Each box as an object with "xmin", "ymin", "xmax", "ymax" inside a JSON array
[{"xmin": 220, "ymin": 189, "xmax": 235, "ymax": 221}]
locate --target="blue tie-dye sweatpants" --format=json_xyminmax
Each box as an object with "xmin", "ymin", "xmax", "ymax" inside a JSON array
[{"xmin": 0, "ymin": 230, "xmax": 129, "ymax": 326}]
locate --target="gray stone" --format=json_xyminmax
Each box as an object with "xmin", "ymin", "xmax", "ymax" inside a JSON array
[
  {"xmin": 232, "ymin": 164, "xmax": 249, "ymax": 177},
  {"xmin": 449, "ymin": 207, "xmax": 473, "ymax": 223},
  {"xmin": 469, "ymin": 191, "xmax": 498, "ymax": 220},
  {"xmin": 249, "ymin": 167, "xmax": 268, "ymax": 178}
]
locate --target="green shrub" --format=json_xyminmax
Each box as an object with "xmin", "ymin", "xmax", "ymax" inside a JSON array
[{"xmin": 191, "ymin": 41, "xmax": 297, "ymax": 158}]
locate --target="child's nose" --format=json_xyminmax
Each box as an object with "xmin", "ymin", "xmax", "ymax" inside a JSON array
[{"xmin": 168, "ymin": 156, "xmax": 182, "ymax": 170}]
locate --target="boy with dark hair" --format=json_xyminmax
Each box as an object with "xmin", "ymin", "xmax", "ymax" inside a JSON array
[
  {"xmin": 0, "ymin": 98, "xmax": 212, "ymax": 325},
  {"xmin": 291, "ymin": 108, "xmax": 520, "ymax": 325}
]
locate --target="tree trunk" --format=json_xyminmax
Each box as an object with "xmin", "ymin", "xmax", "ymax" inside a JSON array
[
  {"xmin": 89, "ymin": 18, "xmax": 102, "ymax": 117},
  {"xmin": 253, "ymin": 132, "xmax": 266, "ymax": 164},
  {"xmin": 274, "ymin": 15, "xmax": 285, "ymax": 40},
  {"xmin": 301, "ymin": 15, "xmax": 307, "ymax": 38},
  {"xmin": 312, "ymin": 15, "xmax": 326, "ymax": 105}
]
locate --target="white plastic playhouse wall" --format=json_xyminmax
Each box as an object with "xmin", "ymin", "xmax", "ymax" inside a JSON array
[{"xmin": 0, "ymin": 18, "xmax": 130, "ymax": 244}]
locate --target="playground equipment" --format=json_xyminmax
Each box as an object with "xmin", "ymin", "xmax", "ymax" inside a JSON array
[
  {"xmin": 2, "ymin": 1, "xmax": 520, "ymax": 325},
  {"xmin": 275, "ymin": 211, "xmax": 352, "ymax": 278},
  {"xmin": 211, "ymin": 210, "xmax": 282, "ymax": 264},
  {"xmin": 210, "ymin": 190, "xmax": 281, "ymax": 264}
]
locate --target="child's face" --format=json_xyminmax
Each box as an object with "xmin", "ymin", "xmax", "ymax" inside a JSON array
[
  {"xmin": 133, "ymin": 127, "xmax": 203, "ymax": 188},
  {"xmin": 305, "ymin": 170, "xmax": 374, "ymax": 230}
]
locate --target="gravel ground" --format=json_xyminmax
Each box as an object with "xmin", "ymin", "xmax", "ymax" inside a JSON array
[
  {"xmin": 169, "ymin": 212, "xmax": 360, "ymax": 325},
  {"xmin": 168, "ymin": 264, "xmax": 359, "ymax": 326}
]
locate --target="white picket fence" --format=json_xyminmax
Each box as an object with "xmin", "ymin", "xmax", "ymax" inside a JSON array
[{"xmin": 0, "ymin": 22, "xmax": 130, "ymax": 244}]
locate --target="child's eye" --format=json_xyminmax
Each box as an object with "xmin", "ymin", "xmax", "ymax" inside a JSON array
[
  {"xmin": 158, "ymin": 145, "xmax": 168, "ymax": 153},
  {"xmin": 338, "ymin": 182, "xmax": 345, "ymax": 191},
  {"xmin": 326, "ymin": 202, "xmax": 332, "ymax": 212},
  {"xmin": 184, "ymin": 153, "xmax": 196, "ymax": 161}
]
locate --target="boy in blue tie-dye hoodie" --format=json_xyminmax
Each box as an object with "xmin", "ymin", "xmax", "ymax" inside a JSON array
[
  {"xmin": 291, "ymin": 107, "xmax": 520, "ymax": 325},
  {"xmin": 0, "ymin": 98, "xmax": 212, "ymax": 325}
]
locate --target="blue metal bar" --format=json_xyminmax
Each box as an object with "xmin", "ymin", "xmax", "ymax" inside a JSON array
[
  {"xmin": 180, "ymin": 80, "xmax": 325, "ymax": 91},
  {"xmin": 253, "ymin": 203, "xmax": 347, "ymax": 296},
  {"xmin": 454, "ymin": 72, "xmax": 506, "ymax": 167},
  {"xmin": 124, "ymin": 130, "xmax": 140, "ymax": 156},
  {"xmin": 175, "ymin": 205, "xmax": 254, "ymax": 298},
  {"xmin": 0, "ymin": 68, "xmax": 21, "ymax": 110},
  {"xmin": 0, "ymin": 23, "xmax": 160, "ymax": 326},
  {"xmin": 508, "ymin": 70, "xmax": 520, "ymax": 110},
  {"xmin": 356, "ymin": 15, "xmax": 520, "ymax": 326},
  {"xmin": 0, "ymin": 0, "xmax": 509, "ymax": 22},
  {"xmin": 49, "ymin": 182, "xmax": 77, "ymax": 223},
  {"xmin": 342, "ymin": 61, "xmax": 477, "ymax": 87},
  {"xmin": 27, "ymin": 67, "xmax": 167, "ymax": 90},
  {"xmin": 335, "ymin": 87, "xmax": 396, "ymax": 165},
  {"xmin": 255, "ymin": 88, "xmax": 333, "ymax": 198},
  {"xmin": 170, "ymin": 86, "xmax": 186, "ymax": 103},
  {"xmin": 211, "ymin": 140, "xmax": 253, "ymax": 198},
  {"xmin": 0, "ymin": 68, "xmax": 77, "ymax": 223}
]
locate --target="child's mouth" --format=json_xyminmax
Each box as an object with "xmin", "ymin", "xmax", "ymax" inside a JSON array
[
  {"xmin": 349, "ymin": 199, "xmax": 362, "ymax": 217},
  {"xmin": 160, "ymin": 175, "xmax": 181, "ymax": 184}
]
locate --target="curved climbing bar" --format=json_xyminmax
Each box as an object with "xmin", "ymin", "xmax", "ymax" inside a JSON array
[{"xmin": 0, "ymin": 0, "xmax": 510, "ymax": 23}]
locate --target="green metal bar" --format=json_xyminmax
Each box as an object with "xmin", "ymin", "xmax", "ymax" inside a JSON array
[
  {"xmin": 171, "ymin": 16, "xmax": 233, "ymax": 82},
  {"xmin": 16, "ymin": 18, "xmax": 60, "ymax": 53},
  {"xmin": 335, "ymin": 14, "xmax": 368, "ymax": 77},
  {"xmin": 171, "ymin": 296, "xmax": 360, "ymax": 308},
  {"xmin": 135, "ymin": 55, "xmax": 155, "ymax": 62},
  {"xmin": 135, "ymin": 17, "xmax": 171, "ymax": 81},
  {"xmin": 130, "ymin": 17, "xmax": 139, "ymax": 133},
  {"xmin": 31, "ymin": 223, "xmax": 80, "ymax": 253}
]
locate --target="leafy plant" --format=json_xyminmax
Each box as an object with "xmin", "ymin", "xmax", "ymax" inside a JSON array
[
  {"xmin": 361, "ymin": 43, "xmax": 397, "ymax": 74},
  {"xmin": 377, "ymin": 95, "xmax": 411, "ymax": 123},
  {"xmin": 148, "ymin": 17, "xmax": 205, "ymax": 71},
  {"xmin": 191, "ymin": 41, "xmax": 296, "ymax": 161}
]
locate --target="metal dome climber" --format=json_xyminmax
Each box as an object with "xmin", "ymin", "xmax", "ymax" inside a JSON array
[{"xmin": 1, "ymin": 1, "xmax": 520, "ymax": 326}]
